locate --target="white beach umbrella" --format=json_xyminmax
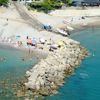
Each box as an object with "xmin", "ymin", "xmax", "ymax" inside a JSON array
[
  {"xmin": 39, "ymin": 38, "xmax": 45, "ymax": 44},
  {"xmin": 50, "ymin": 44, "xmax": 58, "ymax": 49}
]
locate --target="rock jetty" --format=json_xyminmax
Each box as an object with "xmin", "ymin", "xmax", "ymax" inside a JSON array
[{"xmin": 24, "ymin": 38, "xmax": 88, "ymax": 96}]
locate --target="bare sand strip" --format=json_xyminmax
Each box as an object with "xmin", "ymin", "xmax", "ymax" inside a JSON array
[{"xmin": 49, "ymin": 7, "xmax": 100, "ymax": 17}]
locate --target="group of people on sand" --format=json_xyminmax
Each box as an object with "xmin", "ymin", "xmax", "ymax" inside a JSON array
[
  {"xmin": 0, "ymin": 33, "xmax": 65, "ymax": 53},
  {"xmin": 26, "ymin": 35, "xmax": 66, "ymax": 52},
  {"xmin": 26, "ymin": 36, "xmax": 47, "ymax": 47}
]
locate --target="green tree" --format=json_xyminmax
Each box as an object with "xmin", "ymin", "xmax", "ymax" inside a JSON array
[
  {"xmin": 67, "ymin": 0, "xmax": 72, "ymax": 5},
  {"xmin": 30, "ymin": 0, "xmax": 72, "ymax": 13},
  {"xmin": 0, "ymin": 0, "xmax": 9, "ymax": 6},
  {"xmin": 60, "ymin": 0, "xmax": 72, "ymax": 5},
  {"xmin": 30, "ymin": 0, "xmax": 62, "ymax": 13}
]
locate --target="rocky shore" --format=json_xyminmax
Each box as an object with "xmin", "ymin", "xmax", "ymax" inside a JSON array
[{"xmin": 24, "ymin": 38, "xmax": 88, "ymax": 96}]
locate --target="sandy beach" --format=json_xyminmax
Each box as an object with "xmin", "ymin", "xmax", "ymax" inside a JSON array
[
  {"xmin": 0, "ymin": 4, "xmax": 100, "ymax": 49},
  {"xmin": 1, "ymin": 5, "xmax": 100, "ymax": 47}
]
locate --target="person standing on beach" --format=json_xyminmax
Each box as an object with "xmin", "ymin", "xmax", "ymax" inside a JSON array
[
  {"xmin": 6, "ymin": 18, "xmax": 8, "ymax": 21},
  {"xmin": 26, "ymin": 36, "xmax": 28, "ymax": 39}
]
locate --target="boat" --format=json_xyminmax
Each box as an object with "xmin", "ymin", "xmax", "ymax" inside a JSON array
[
  {"xmin": 67, "ymin": 25, "xmax": 74, "ymax": 31},
  {"xmin": 56, "ymin": 28, "xmax": 68, "ymax": 36}
]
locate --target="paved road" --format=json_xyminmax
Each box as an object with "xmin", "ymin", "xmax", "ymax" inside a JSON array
[{"xmin": 13, "ymin": 2, "xmax": 44, "ymax": 31}]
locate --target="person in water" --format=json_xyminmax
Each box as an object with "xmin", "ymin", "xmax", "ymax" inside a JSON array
[
  {"xmin": 22, "ymin": 58, "xmax": 25, "ymax": 61},
  {"xmin": 0, "ymin": 57, "xmax": 6, "ymax": 62}
]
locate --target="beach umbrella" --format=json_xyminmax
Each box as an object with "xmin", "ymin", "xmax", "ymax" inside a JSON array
[
  {"xmin": 39, "ymin": 38, "xmax": 45, "ymax": 44},
  {"xmin": 32, "ymin": 40, "xmax": 36, "ymax": 45},
  {"xmin": 50, "ymin": 44, "xmax": 58, "ymax": 49},
  {"xmin": 32, "ymin": 37, "xmax": 37, "ymax": 42},
  {"xmin": 32, "ymin": 38, "xmax": 37, "ymax": 45},
  {"xmin": 16, "ymin": 35, "xmax": 21, "ymax": 39},
  {"xmin": 58, "ymin": 41, "xmax": 64, "ymax": 47},
  {"xmin": 27, "ymin": 38, "xmax": 32, "ymax": 44}
]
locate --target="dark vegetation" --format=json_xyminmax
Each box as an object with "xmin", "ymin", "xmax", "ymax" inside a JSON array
[
  {"xmin": 0, "ymin": 0, "xmax": 9, "ymax": 7},
  {"xmin": 29, "ymin": 0, "xmax": 72, "ymax": 13}
]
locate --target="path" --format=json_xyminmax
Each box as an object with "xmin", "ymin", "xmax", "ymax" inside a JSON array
[{"xmin": 13, "ymin": 2, "xmax": 44, "ymax": 31}]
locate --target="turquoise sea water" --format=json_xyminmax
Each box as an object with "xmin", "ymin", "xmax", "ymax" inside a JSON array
[
  {"xmin": 0, "ymin": 27, "xmax": 100, "ymax": 100},
  {"xmin": 45, "ymin": 27, "xmax": 100, "ymax": 100},
  {"xmin": 0, "ymin": 46, "xmax": 38, "ymax": 99}
]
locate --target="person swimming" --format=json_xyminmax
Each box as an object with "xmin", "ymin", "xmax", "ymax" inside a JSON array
[{"xmin": 0, "ymin": 57, "xmax": 6, "ymax": 62}]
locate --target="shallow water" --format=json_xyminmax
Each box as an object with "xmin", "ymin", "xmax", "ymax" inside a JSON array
[
  {"xmin": 44, "ymin": 27, "xmax": 100, "ymax": 100},
  {"xmin": 0, "ymin": 46, "xmax": 38, "ymax": 100}
]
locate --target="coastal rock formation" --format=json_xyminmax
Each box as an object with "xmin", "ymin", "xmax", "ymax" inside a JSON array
[{"xmin": 24, "ymin": 38, "xmax": 88, "ymax": 96}]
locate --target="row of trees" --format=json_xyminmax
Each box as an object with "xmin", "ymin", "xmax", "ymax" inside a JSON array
[
  {"xmin": 61, "ymin": 0, "xmax": 73, "ymax": 5},
  {"xmin": 0, "ymin": 0, "xmax": 9, "ymax": 6},
  {"xmin": 42, "ymin": 0, "xmax": 72, "ymax": 5},
  {"xmin": 29, "ymin": 0, "xmax": 72, "ymax": 13}
]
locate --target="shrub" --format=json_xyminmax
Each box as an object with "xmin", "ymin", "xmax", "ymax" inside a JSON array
[
  {"xmin": 0, "ymin": 0, "xmax": 9, "ymax": 7},
  {"xmin": 30, "ymin": 1, "xmax": 62, "ymax": 13}
]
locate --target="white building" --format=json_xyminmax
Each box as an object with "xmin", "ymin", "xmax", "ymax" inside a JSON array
[{"xmin": 17, "ymin": 0, "xmax": 43, "ymax": 4}]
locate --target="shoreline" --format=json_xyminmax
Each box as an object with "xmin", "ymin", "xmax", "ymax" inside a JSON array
[
  {"xmin": 0, "ymin": 30, "xmax": 89, "ymax": 98},
  {"xmin": 65, "ymin": 16, "xmax": 100, "ymax": 34},
  {"xmin": 0, "ymin": 42, "xmax": 48, "ymax": 60},
  {"xmin": 0, "ymin": 5, "xmax": 100, "ymax": 98},
  {"xmin": 23, "ymin": 37, "xmax": 88, "ymax": 97}
]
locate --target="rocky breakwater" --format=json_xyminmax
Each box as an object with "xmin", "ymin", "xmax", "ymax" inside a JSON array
[{"xmin": 24, "ymin": 38, "xmax": 88, "ymax": 96}]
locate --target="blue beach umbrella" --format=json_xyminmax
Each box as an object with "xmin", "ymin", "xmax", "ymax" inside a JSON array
[{"xmin": 32, "ymin": 37, "xmax": 37, "ymax": 45}]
